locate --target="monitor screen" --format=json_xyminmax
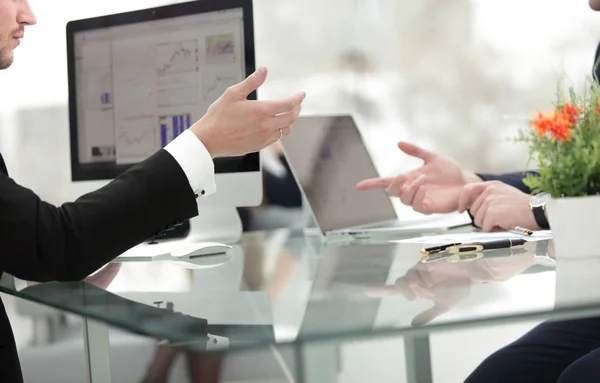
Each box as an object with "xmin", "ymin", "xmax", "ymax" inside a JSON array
[{"xmin": 67, "ymin": 0, "xmax": 258, "ymax": 181}]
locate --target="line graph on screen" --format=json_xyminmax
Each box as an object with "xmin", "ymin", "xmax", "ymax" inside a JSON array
[
  {"xmin": 202, "ymin": 73, "xmax": 237, "ymax": 103},
  {"xmin": 116, "ymin": 114, "xmax": 156, "ymax": 162},
  {"xmin": 156, "ymin": 40, "xmax": 199, "ymax": 75}
]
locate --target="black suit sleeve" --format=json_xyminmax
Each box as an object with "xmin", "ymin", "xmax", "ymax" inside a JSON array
[
  {"xmin": 0, "ymin": 149, "xmax": 199, "ymax": 282},
  {"xmin": 476, "ymin": 171, "xmax": 540, "ymax": 194},
  {"xmin": 593, "ymin": 40, "xmax": 600, "ymax": 81}
]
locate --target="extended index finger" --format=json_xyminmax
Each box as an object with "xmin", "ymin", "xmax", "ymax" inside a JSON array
[
  {"xmin": 356, "ymin": 177, "xmax": 395, "ymax": 191},
  {"xmin": 457, "ymin": 182, "xmax": 488, "ymax": 213}
]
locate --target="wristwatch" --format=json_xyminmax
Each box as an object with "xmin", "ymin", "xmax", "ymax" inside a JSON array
[{"xmin": 529, "ymin": 192, "xmax": 551, "ymax": 230}]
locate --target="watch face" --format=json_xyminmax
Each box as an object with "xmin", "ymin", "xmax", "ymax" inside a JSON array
[{"xmin": 530, "ymin": 192, "xmax": 551, "ymax": 208}]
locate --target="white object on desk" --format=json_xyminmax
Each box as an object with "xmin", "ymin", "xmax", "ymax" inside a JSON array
[
  {"xmin": 171, "ymin": 253, "xmax": 232, "ymax": 269},
  {"xmin": 170, "ymin": 242, "xmax": 232, "ymax": 257},
  {"xmin": 117, "ymin": 239, "xmax": 232, "ymax": 261}
]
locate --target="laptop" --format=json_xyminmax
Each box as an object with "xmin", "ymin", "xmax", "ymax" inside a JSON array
[{"xmin": 280, "ymin": 115, "xmax": 472, "ymax": 240}]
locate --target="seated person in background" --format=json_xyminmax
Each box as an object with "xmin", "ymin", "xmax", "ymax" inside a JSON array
[
  {"xmin": 358, "ymin": 1, "xmax": 600, "ymax": 375},
  {"xmin": 239, "ymin": 142, "xmax": 303, "ymax": 231},
  {"xmin": 357, "ymin": 0, "xmax": 600, "ymax": 234},
  {"xmin": 262, "ymin": 142, "xmax": 303, "ymax": 209},
  {"xmin": 356, "ymin": 141, "xmax": 546, "ymax": 232}
]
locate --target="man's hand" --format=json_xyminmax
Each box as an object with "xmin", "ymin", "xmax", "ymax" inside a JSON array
[
  {"xmin": 356, "ymin": 142, "xmax": 481, "ymax": 214},
  {"xmin": 458, "ymin": 181, "xmax": 538, "ymax": 232},
  {"xmin": 191, "ymin": 67, "xmax": 306, "ymax": 158},
  {"xmin": 84, "ymin": 262, "xmax": 122, "ymax": 289}
]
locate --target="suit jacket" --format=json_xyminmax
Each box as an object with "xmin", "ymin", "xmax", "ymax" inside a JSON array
[
  {"xmin": 477, "ymin": 171, "xmax": 539, "ymax": 193},
  {"xmin": 0, "ymin": 149, "xmax": 199, "ymax": 381}
]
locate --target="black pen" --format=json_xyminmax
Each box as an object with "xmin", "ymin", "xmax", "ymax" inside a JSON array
[
  {"xmin": 446, "ymin": 239, "xmax": 527, "ymax": 255},
  {"xmin": 420, "ymin": 242, "xmax": 462, "ymax": 255}
]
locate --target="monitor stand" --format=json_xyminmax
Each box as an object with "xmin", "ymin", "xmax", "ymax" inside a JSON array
[{"xmin": 187, "ymin": 205, "xmax": 243, "ymax": 244}]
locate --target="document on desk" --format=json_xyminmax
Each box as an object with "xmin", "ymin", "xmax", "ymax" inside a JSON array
[{"xmin": 394, "ymin": 230, "xmax": 553, "ymax": 244}]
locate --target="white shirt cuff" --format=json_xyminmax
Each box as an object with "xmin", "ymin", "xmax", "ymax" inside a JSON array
[{"xmin": 164, "ymin": 130, "xmax": 216, "ymax": 198}]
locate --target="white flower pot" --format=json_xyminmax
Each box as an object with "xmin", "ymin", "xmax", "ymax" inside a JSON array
[{"xmin": 546, "ymin": 194, "xmax": 600, "ymax": 258}]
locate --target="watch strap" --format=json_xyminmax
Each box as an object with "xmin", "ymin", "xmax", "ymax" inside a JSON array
[{"xmin": 532, "ymin": 205, "xmax": 550, "ymax": 230}]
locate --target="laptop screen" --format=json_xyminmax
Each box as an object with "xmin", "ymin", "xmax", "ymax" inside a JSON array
[{"xmin": 281, "ymin": 115, "xmax": 397, "ymax": 232}]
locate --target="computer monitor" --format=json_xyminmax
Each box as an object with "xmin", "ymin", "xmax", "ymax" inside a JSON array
[{"xmin": 66, "ymin": 0, "xmax": 262, "ymax": 243}]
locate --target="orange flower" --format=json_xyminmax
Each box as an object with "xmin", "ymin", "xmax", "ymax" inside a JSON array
[
  {"xmin": 559, "ymin": 102, "xmax": 581, "ymax": 124},
  {"xmin": 530, "ymin": 109, "xmax": 573, "ymax": 142},
  {"xmin": 550, "ymin": 112, "xmax": 572, "ymax": 142},
  {"xmin": 531, "ymin": 111, "xmax": 553, "ymax": 136}
]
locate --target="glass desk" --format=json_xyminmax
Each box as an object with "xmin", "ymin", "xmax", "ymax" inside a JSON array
[{"xmin": 2, "ymin": 229, "xmax": 600, "ymax": 383}]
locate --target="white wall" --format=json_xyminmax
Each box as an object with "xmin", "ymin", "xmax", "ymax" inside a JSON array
[{"xmin": 4, "ymin": 0, "xmax": 600, "ymax": 189}]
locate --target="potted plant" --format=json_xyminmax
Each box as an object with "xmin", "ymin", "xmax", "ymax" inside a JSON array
[{"xmin": 516, "ymin": 77, "xmax": 600, "ymax": 257}]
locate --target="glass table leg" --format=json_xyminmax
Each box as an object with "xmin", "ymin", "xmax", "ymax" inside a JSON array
[
  {"xmin": 83, "ymin": 318, "xmax": 112, "ymax": 383},
  {"xmin": 404, "ymin": 334, "xmax": 432, "ymax": 383},
  {"xmin": 298, "ymin": 341, "xmax": 339, "ymax": 383}
]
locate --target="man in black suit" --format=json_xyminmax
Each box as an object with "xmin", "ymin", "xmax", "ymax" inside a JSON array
[{"xmin": 0, "ymin": 0, "xmax": 306, "ymax": 381}]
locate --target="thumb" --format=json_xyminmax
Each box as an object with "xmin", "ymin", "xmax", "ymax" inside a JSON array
[
  {"xmin": 457, "ymin": 182, "xmax": 487, "ymax": 213},
  {"xmin": 398, "ymin": 142, "xmax": 435, "ymax": 162},
  {"xmin": 228, "ymin": 66, "xmax": 268, "ymax": 99}
]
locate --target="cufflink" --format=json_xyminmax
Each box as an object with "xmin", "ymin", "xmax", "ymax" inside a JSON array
[{"xmin": 194, "ymin": 189, "xmax": 206, "ymax": 199}]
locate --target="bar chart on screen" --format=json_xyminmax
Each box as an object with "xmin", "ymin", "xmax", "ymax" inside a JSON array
[
  {"xmin": 81, "ymin": 41, "xmax": 114, "ymax": 111},
  {"xmin": 159, "ymin": 114, "xmax": 192, "ymax": 147}
]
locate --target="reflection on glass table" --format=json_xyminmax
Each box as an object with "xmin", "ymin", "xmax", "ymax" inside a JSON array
[
  {"xmin": 366, "ymin": 242, "xmax": 556, "ymax": 327},
  {"xmin": 5, "ymin": 231, "xmax": 600, "ymax": 383}
]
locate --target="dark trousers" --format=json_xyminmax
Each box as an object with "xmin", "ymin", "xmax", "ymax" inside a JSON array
[{"xmin": 465, "ymin": 317, "xmax": 600, "ymax": 383}]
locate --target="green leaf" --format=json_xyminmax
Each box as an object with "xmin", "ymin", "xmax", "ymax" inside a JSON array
[{"xmin": 569, "ymin": 86, "xmax": 577, "ymax": 104}]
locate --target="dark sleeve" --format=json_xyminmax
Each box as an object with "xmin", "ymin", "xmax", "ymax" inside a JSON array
[
  {"xmin": 263, "ymin": 155, "xmax": 302, "ymax": 208},
  {"xmin": 476, "ymin": 171, "xmax": 540, "ymax": 194},
  {"xmin": 593, "ymin": 40, "xmax": 600, "ymax": 82},
  {"xmin": 0, "ymin": 149, "xmax": 199, "ymax": 282}
]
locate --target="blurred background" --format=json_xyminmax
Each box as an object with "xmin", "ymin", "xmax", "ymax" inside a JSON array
[
  {"xmin": 2, "ymin": 0, "xmax": 600, "ymax": 204},
  {"xmin": 0, "ymin": 0, "xmax": 598, "ymax": 382}
]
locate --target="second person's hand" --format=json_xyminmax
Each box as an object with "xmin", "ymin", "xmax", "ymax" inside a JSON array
[
  {"xmin": 356, "ymin": 142, "xmax": 481, "ymax": 214},
  {"xmin": 191, "ymin": 66, "xmax": 306, "ymax": 158},
  {"xmin": 458, "ymin": 181, "xmax": 538, "ymax": 232}
]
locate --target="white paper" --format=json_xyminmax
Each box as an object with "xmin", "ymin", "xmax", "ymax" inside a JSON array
[{"xmin": 393, "ymin": 230, "xmax": 553, "ymax": 244}]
